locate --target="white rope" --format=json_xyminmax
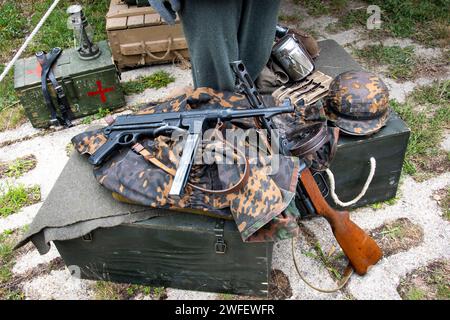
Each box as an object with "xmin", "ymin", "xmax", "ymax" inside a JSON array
[
  {"xmin": 326, "ymin": 157, "xmax": 376, "ymax": 207},
  {"xmin": 0, "ymin": 0, "xmax": 62, "ymax": 83}
]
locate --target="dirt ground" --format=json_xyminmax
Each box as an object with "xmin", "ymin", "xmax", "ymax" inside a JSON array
[{"xmin": 0, "ymin": 0, "xmax": 449, "ymax": 300}]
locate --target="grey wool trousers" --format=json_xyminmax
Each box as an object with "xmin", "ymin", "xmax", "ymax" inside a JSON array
[{"xmin": 179, "ymin": 0, "xmax": 281, "ymax": 91}]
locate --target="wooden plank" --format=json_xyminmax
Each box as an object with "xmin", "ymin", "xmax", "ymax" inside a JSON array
[
  {"xmin": 107, "ymin": 0, "xmax": 156, "ymax": 19},
  {"xmin": 127, "ymin": 15, "xmax": 145, "ymax": 28},
  {"xmin": 144, "ymin": 13, "xmax": 161, "ymax": 26},
  {"xmin": 119, "ymin": 38, "xmax": 187, "ymax": 56},
  {"xmin": 106, "ymin": 17, "xmax": 128, "ymax": 31}
]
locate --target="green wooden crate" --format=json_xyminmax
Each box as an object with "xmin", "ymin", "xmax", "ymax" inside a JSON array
[
  {"xmin": 14, "ymin": 40, "xmax": 125, "ymax": 128},
  {"xmin": 325, "ymin": 111, "xmax": 410, "ymax": 209},
  {"xmin": 55, "ymin": 214, "xmax": 273, "ymax": 297},
  {"xmin": 41, "ymin": 152, "xmax": 273, "ymax": 297}
]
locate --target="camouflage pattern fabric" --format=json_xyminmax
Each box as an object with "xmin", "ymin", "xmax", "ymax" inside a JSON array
[
  {"xmin": 72, "ymin": 87, "xmax": 305, "ymax": 242},
  {"xmin": 325, "ymin": 71, "xmax": 390, "ymax": 136}
]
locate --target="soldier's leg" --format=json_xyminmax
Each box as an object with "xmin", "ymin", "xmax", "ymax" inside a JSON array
[
  {"xmin": 238, "ymin": 0, "xmax": 281, "ymax": 82},
  {"xmin": 179, "ymin": 0, "xmax": 242, "ymax": 91}
]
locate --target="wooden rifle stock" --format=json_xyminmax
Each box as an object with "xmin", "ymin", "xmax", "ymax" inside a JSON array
[{"xmin": 300, "ymin": 169, "xmax": 383, "ymax": 275}]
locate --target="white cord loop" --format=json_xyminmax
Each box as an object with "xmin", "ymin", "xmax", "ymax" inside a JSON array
[{"xmin": 326, "ymin": 157, "xmax": 376, "ymax": 207}]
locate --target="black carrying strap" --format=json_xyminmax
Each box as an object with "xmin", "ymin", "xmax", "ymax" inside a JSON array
[{"xmin": 36, "ymin": 48, "xmax": 73, "ymax": 127}]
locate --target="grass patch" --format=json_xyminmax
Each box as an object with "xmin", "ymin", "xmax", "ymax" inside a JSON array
[
  {"xmin": 370, "ymin": 196, "xmax": 399, "ymax": 210},
  {"xmin": 326, "ymin": 8, "xmax": 367, "ymax": 33},
  {"xmin": 94, "ymin": 281, "xmax": 166, "ymax": 300},
  {"xmin": 353, "ymin": 45, "xmax": 416, "ymax": 80},
  {"xmin": 433, "ymin": 187, "xmax": 450, "ymax": 221},
  {"xmin": 0, "ymin": 230, "xmax": 15, "ymax": 284},
  {"xmin": 364, "ymin": 0, "xmax": 450, "ymax": 47},
  {"xmin": 370, "ymin": 218, "xmax": 424, "ymax": 256},
  {"xmin": 0, "ymin": 0, "xmax": 109, "ymax": 64},
  {"xmin": 391, "ymin": 81, "xmax": 450, "ymax": 179},
  {"xmin": 303, "ymin": 242, "xmax": 347, "ymax": 280},
  {"xmin": 293, "ymin": 0, "xmax": 349, "ymax": 17},
  {"xmin": 0, "ymin": 155, "xmax": 37, "ymax": 179},
  {"xmin": 294, "ymin": 0, "xmax": 450, "ymax": 47},
  {"xmin": 0, "ymin": 228, "xmax": 26, "ymax": 299},
  {"xmin": 268, "ymin": 269, "xmax": 293, "ymax": 300},
  {"xmin": 122, "ymin": 71, "xmax": 176, "ymax": 95},
  {"xmin": 398, "ymin": 260, "xmax": 450, "ymax": 300},
  {"xmin": 0, "ymin": 184, "xmax": 41, "ymax": 217}
]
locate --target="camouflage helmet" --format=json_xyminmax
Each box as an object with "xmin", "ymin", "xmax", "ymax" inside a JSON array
[{"xmin": 326, "ymin": 71, "xmax": 390, "ymax": 136}]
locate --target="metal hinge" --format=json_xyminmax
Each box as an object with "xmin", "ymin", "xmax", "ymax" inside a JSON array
[{"xmin": 214, "ymin": 220, "xmax": 227, "ymax": 254}]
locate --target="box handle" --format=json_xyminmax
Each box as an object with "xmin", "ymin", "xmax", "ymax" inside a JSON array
[
  {"xmin": 141, "ymin": 37, "xmax": 173, "ymax": 60},
  {"xmin": 214, "ymin": 219, "xmax": 227, "ymax": 254}
]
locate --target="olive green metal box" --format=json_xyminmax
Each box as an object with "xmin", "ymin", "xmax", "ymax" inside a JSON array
[
  {"xmin": 55, "ymin": 214, "xmax": 273, "ymax": 297},
  {"xmin": 14, "ymin": 40, "xmax": 125, "ymax": 128},
  {"xmin": 311, "ymin": 40, "xmax": 410, "ymax": 210},
  {"xmin": 325, "ymin": 111, "xmax": 410, "ymax": 209},
  {"xmin": 48, "ymin": 152, "xmax": 272, "ymax": 297}
]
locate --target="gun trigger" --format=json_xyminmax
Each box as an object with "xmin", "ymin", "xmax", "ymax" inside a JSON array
[{"xmin": 216, "ymin": 119, "xmax": 224, "ymax": 130}]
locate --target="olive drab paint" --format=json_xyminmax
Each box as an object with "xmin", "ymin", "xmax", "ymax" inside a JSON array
[{"xmin": 14, "ymin": 41, "xmax": 125, "ymax": 128}]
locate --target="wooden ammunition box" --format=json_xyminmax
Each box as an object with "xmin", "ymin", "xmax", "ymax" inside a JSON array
[
  {"xmin": 106, "ymin": 0, "xmax": 189, "ymax": 70},
  {"xmin": 14, "ymin": 41, "xmax": 125, "ymax": 128}
]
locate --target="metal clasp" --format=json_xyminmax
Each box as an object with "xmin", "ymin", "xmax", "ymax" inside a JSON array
[
  {"xmin": 214, "ymin": 220, "xmax": 227, "ymax": 254},
  {"xmin": 82, "ymin": 232, "xmax": 93, "ymax": 242}
]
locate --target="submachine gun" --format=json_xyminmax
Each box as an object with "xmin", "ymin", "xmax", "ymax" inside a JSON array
[
  {"xmin": 231, "ymin": 60, "xmax": 382, "ymax": 275},
  {"xmin": 88, "ymin": 104, "xmax": 294, "ymax": 197}
]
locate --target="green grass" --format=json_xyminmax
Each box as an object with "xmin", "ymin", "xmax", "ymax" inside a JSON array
[
  {"xmin": 326, "ymin": 8, "xmax": 367, "ymax": 33},
  {"xmin": 304, "ymin": 242, "xmax": 346, "ymax": 280},
  {"xmin": 122, "ymin": 71, "xmax": 176, "ymax": 95},
  {"xmin": 0, "ymin": 155, "xmax": 37, "ymax": 179},
  {"xmin": 370, "ymin": 196, "xmax": 399, "ymax": 210},
  {"xmin": 294, "ymin": 0, "xmax": 450, "ymax": 47},
  {"xmin": 0, "ymin": 0, "xmax": 109, "ymax": 63},
  {"xmin": 0, "ymin": 229, "xmax": 27, "ymax": 300},
  {"xmin": 94, "ymin": 281, "xmax": 164, "ymax": 300},
  {"xmin": 353, "ymin": 45, "xmax": 416, "ymax": 80},
  {"xmin": 293, "ymin": 0, "xmax": 348, "ymax": 17},
  {"xmin": 0, "ymin": 230, "xmax": 15, "ymax": 284},
  {"xmin": 405, "ymin": 287, "xmax": 426, "ymax": 300},
  {"xmin": 0, "ymin": 0, "xmax": 110, "ymax": 131},
  {"xmin": 0, "ymin": 184, "xmax": 41, "ymax": 217},
  {"xmin": 365, "ymin": 0, "xmax": 450, "ymax": 47},
  {"xmin": 391, "ymin": 81, "xmax": 450, "ymax": 177}
]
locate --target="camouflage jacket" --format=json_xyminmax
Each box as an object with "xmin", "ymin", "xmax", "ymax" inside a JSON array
[{"xmin": 72, "ymin": 88, "xmax": 312, "ymax": 242}]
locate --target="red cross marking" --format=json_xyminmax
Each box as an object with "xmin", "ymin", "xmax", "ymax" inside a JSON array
[
  {"xmin": 87, "ymin": 80, "xmax": 115, "ymax": 103},
  {"xmin": 26, "ymin": 63, "xmax": 42, "ymax": 76}
]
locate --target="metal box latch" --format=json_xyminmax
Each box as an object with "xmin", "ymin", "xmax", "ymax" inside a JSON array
[{"xmin": 214, "ymin": 220, "xmax": 227, "ymax": 254}]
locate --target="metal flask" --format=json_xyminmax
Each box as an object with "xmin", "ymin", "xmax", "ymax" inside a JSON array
[{"xmin": 272, "ymin": 34, "xmax": 315, "ymax": 82}]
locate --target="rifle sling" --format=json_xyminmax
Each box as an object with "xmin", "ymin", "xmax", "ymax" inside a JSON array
[
  {"xmin": 132, "ymin": 142, "xmax": 250, "ymax": 195},
  {"xmin": 37, "ymin": 50, "xmax": 61, "ymax": 126},
  {"xmin": 37, "ymin": 48, "xmax": 73, "ymax": 127}
]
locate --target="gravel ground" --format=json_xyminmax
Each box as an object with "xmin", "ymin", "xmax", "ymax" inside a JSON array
[{"xmin": 0, "ymin": 1, "xmax": 449, "ymax": 300}]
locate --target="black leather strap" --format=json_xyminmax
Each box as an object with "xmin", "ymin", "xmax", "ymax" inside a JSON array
[
  {"xmin": 36, "ymin": 50, "xmax": 60, "ymax": 126},
  {"xmin": 36, "ymin": 48, "xmax": 73, "ymax": 127}
]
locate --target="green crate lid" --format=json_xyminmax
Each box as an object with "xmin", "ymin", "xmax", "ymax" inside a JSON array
[{"xmin": 14, "ymin": 40, "xmax": 116, "ymax": 91}]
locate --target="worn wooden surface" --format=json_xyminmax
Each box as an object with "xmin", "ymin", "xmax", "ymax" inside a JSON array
[{"xmin": 106, "ymin": 0, "xmax": 189, "ymax": 69}]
